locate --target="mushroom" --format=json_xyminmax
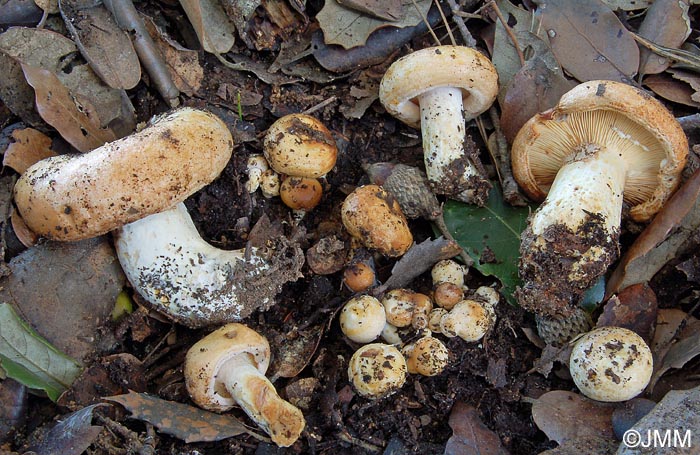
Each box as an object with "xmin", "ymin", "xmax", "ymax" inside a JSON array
[
  {"xmin": 263, "ymin": 113, "xmax": 337, "ymax": 178},
  {"xmin": 279, "ymin": 177, "xmax": 323, "ymax": 211},
  {"xmin": 184, "ymin": 323, "xmax": 305, "ymax": 446},
  {"xmin": 348, "ymin": 343, "xmax": 407, "ymax": 399},
  {"xmin": 431, "ymin": 259, "xmax": 466, "ymax": 288},
  {"xmin": 428, "ymin": 307, "xmax": 448, "ymax": 333},
  {"xmin": 381, "ymin": 289, "xmax": 417, "ymax": 328},
  {"xmin": 379, "ymin": 45, "xmax": 498, "ymax": 204},
  {"xmin": 569, "ymin": 326, "xmax": 653, "ymax": 402},
  {"xmin": 410, "ymin": 292, "xmax": 433, "ymax": 330},
  {"xmin": 512, "ymin": 81, "xmax": 688, "ymax": 317},
  {"xmin": 339, "ymin": 295, "xmax": 386, "ymax": 343},
  {"xmin": 343, "ymin": 260, "xmax": 376, "ymax": 293},
  {"xmin": 245, "ymin": 154, "xmax": 270, "ymax": 194},
  {"xmin": 114, "ymin": 202, "xmax": 303, "ymax": 328},
  {"xmin": 341, "ymin": 184, "xmax": 413, "ymax": 257},
  {"xmin": 440, "ymin": 299, "xmax": 494, "ymax": 342},
  {"xmin": 433, "ymin": 282, "xmax": 464, "ymax": 310},
  {"xmin": 401, "ymin": 336, "xmax": 449, "ymax": 376},
  {"xmin": 14, "ymin": 108, "xmax": 232, "ymax": 241}
]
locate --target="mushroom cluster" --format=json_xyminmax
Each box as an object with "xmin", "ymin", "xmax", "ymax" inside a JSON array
[
  {"xmin": 512, "ymin": 80, "xmax": 688, "ymax": 317},
  {"xmin": 379, "ymin": 45, "xmax": 499, "ymax": 205}
]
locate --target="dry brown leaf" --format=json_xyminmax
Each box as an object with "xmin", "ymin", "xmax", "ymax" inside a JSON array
[
  {"xmin": 3, "ymin": 127, "xmax": 57, "ymax": 174},
  {"xmin": 606, "ymin": 169, "xmax": 700, "ymax": 297},
  {"xmin": 268, "ymin": 325, "xmax": 324, "ymax": 380},
  {"xmin": 596, "ymin": 283, "xmax": 657, "ymax": 344},
  {"xmin": 60, "ymin": 0, "xmax": 141, "ymax": 90},
  {"xmin": 668, "ymin": 68, "xmax": 700, "ymax": 102},
  {"xmin": 0, "ymin": 53, "xmax": 44, "ymax": 126},
  {"xmin": 644, "ymin": 73, "xmax": 700, "ymax": 108},
  {"xmin": 336, "ymin": 0, "xmax": 402, "ymax": 21},
  {"xmin": 10, "ymin": 209, "xmax": 39, "ymax": 248},
  {"xmin": 0, "ymin": 236, "xmax": 125, "ymax": 363},
  {"xmin": 535, "ymin": 0, "xmax": 639, "ymax": 83},
  {"xmin": 179, "ymin": 0, "xmax": 236, "ymax": 54},
  {"xmin": 444, "ymin": 402, "xmax": 508, "ymax": 455},
  {"xmin": 34, "ymin": 0, "xmax": 58, "ymax": 14},
  {"xmin": 316, "ymin": 0, "xmax": 431, "ymax": 49},
  {"xmin": 648, "ymin": 309, "xmax": 700, "ymax": 392},
  {"xmin": 500, "ymin": 56, "xmax": 577, "ymax": 143},
  {"xmin": 21, "ymin": 64, "xmax": 116, "ymax": 151},
  {"xmin": 637, "ymin": 0, "xmax": 691, "ymax": 75},
  {"xmin": 600, "ymin": 0, "xmax": 652, "ymax": 10},
  {"xmin": 529, "ymin": 390, "xmax": 615, "ymax": 444},
  {"xmin": 105, "ymin": 391, "xmax": 263, "ymax": 443},
  {"xmin": 650, "ymin": 309, "xmax": 700, "ymax": 360},
  {"xmin": 142, "ymin": 14, "xmax": 203, "ymax": 96}
]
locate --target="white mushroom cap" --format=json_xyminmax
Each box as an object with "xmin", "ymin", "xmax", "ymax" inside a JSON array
[
  {"xmin": 184, "ymin": 323, "xmax": 270, "ymax": 412},
  {"xmin": 381, "ymin": 322, "xmax": 403, "ymax": 345},
  {"xmin": 431, "ymin": 259, "xmax": 466, "ymax": 287},
  {"xmin": 263, "ymin": 113, "xmax": 337, "ymax": 178},
  {"xmin": 379, "ymin": 46, "xmax": 498, "ymax": 129},
  {"xmin": 410, "ymin": 292, "xmax": 433, "ymax": 329},
  {"xmin": 339, "ymin": 295, "xmax": 386, "ymax": 343},
  {"xmin": 433, "ymin": 282, "xmax": 464, "ymax": 310},
  {"xmin": 381, "ymin": 289, "xmax": 417, "ymax": 328},
  {"xmin": 428, "ymin": 308, "xmax": 448, "ymax": 333},
  {"xmin": 569, "ymin": 326, "xmax": 653, "ymax": 402},
  {"xmin": 440, "ymin": 299, "xmax": 493, "ymax": 342},
  {"xmin": 402, "ymin": 336, "xmax": 449, "ymax": 376},
  {"xmin": 348, "ymin": 343, "xmax": 407, "ymax": 399}
]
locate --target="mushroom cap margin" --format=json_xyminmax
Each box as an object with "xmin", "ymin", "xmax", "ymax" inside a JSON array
[
  {"xmin": 184, "ymin": 323, "xmax": 271, "ymax": 412},
  {"xmin": 511, "ymin": 80, "xmax": 688, "ymax": 222},
  {"xmin": 379, "ymin": 45, "xmax": 499, "ymax": 129}
]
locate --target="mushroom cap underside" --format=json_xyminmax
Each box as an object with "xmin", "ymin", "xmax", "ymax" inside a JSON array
[
  {"xmin": 511, "ymin": 80, "xmax": 688, "ymax": 222},
  {"xmin": 184, "ymin": 323, "xmax": 271, "ymax": 411},
  {"xmin": 379, "ymin": 45, "xmax": 499, "ymax": 128}
]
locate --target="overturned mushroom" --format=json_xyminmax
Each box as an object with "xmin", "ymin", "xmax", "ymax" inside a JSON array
[
  {"xmin": 379, "ymin": 46, "xmax": 498, "ymax": 204},
  {"xmin": 184, "ymin": 323, "xmax": 305, "ymax": 446},
  {"xmin": 513, "ymin": 81, "xmax": 688, "ymax": 317},
  {"xmin": 14, "ymin": 108, "xmax": 233, "ymax": 241},
  {"xmin": 114, "ymin": 202, "xmax": 303, "ymax": 328}
]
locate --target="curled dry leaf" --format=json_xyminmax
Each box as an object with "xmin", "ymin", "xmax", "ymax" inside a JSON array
[
  {"xmin": 268, "ymin": 325, "xmax": 324, "ymax": 380},
  {"xmin": 607, "ymin": 169, "xmax": 700, "ymax": 297},
  {"xmin": 21, "ymin": 64, "xmax": 117, "ymax": 152},
  {"xmin": 444, "ymin": 401, "xmax": 508, "ymax": 455},
  {"xmin": 596, "ymin": 283, "xmax": 658, "ymax": 344},
  {"xmin": 535, "ymin": 0, "xmax": 639, "ymax": 83},
  {"xmin": 637, "ymin": 0, "xmax": 691, "ymax": 76},
  {"xmin": 0, "ymin": 53, "xmax": 44, "ymax": 127},
  {"xmin": 59, "ymin": 0, "xmax": 141, "ymax": 90},
  {"xmin": 2, "ymin": 127, "xmax": 57, "ymax": 174},
  {"xmin": 11, "ymin": 209, "xmax": 39, "ymax": 248},
  {"xmin": 316, "ymin": 0, "xmax": 431, "ymax": 49},
  {"xmin": 178, "ymin": 0, "xmax": 236, "ymax": 54},
  {"xmin": 34, "ymin": 0, "xmax": 58, "ymax": 14},
  {"xmin": 26, "ymin": 404, "xmax": 106, "ymax": 455},
  {"xmin": 105, "ymin": 391, "xmax": 262, "ymax": 443},
  {"xmin": 645, "ymin": 72, "xmax": 700, "ymax": 108},
  {"xmin": 528, "ymin": 390, "xmax": 615, "ymax": 444}
]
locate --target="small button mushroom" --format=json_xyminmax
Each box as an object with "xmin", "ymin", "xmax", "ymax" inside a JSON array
[
  {"xmin": 428, "ymin": 307, "xmax": 448, "ymax": 333},
  {"xmin": 379, "ymin": 46, "xmax": 498, "ymax": 204},
  {"xmin": 280, "ymin": 177, "xmax": 323, "ymax": 211},
  {"xmin": 381, "ymin": 289, "xmax": 417, "ymax": 328},
  {"xmin": 14, "ymin": 108, "xmax": 233, "ymax": 241},
  {"xmin": 341, "ymin": 185, "xmax": 413, "ymax": 257},
  {"xmin": 348, "ymin": 343, "xmax": 407, "ymax": 399},
  {"xmin": 260, "ymin": 169, "xmax": 280, "ymax": 198},
  {"xmin": 474, "ymin": 286, "xmax": 500, "ymax": 310},
  {"xmin": 402, "ymin": 336, "xmax": 449, "ymax": 376},
  {"xmin": 433, "ymin": 282, "xmax": 464, "ymax": 310},
  {"xmin": 569, "ymin": 326, "xmax": 653, "ymax": 402},
  {"xmin": 440, "ymin": 300, "xmax": 494, "ymax": 342},
  {"xmin": 114, "ymin": 202, "xmax": 303, "ymax": 328},
  {"xmin": 411, "ymin": 292, "xmax": 433, "ymax": 330},
  {"xmin": 512, "ymin": 80, "xmax": 688, "ymax": 317},
  {"xmin": 245, "ymin": 154, "xmax": 270, "ymax": 193},
  {"xmin": 431, "ymin": 259, "xmax": 466, "ymax": 288},
  {"xmin": 343, "ymin": 260, "xmax": 376, "ymax": 293},
  {"xmin": 263, "ymin": 113, "xmax": 337, "ymax": 178},
  {"xmin": 184, "ymin": 323, "xmax": 305, "ymax": 447},
  {"xmin": 381, "ymin": 322, "xmax": 403, "ymax": 345},
  {"xmin": 339, "ymin": 295, "xmax": 386, "ymax": 343}
]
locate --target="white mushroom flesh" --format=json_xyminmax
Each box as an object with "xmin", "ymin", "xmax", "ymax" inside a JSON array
[{"xmin": 339, "ymin": 295, "xmax": 386, "ymax": 343}]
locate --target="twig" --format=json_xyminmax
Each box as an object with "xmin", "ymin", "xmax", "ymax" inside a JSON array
[
  {"xmin": 445, "ymin": 0, "xmax": 477, "ymax": 47},
  {"xmin": 434, "ymin": 0, "xmax": 456, "ymax": 46},
  {"xmin": 104, "ymin": 0, "xmax": 180, "ymax": 107},
  {"xmin": 412, "ymin": 0, "xmax": 441, "ymax": 46},
  {"xmin": 487, "ymin": 106, "xmax": 528, "ymax": 206},
  {"xmin": 488, "ymin": 0, "xmax": 525, "ymax": 66},
  {"xmin": 336, "ymin": 430, "xmax": 384, "ymax": 453},
  {"xmin": 678, "ymin": 113, "xmax": 700, "ymax": 132},
  {"xmin": 302, "ymin": 96, "xmax": 337, "ymax": 115},
  {"xmin": 632, "ymin": 33, "xmax": 700, "ymax": 70}
]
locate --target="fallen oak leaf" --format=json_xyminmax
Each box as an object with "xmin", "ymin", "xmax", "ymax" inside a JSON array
[
  {"xmin": 2, "ymin": 127, "xmax": 58, "ymax": 174},
  {"xmin": 26, "ymin": 404, "xmax": 106, "ymax": 455},
  {"xmin": 21, "ymin": 64, "xmax": 116, "ymax": 152},
  {"xmin": 636, "ymin": 0, "xmax": 691, "ymax": 76},
  {"xmin": 105, "ymin": 391, "xmax": 266, "ymax": 443},
  {"xmin": 596, "ymin": 283, "xmax": 657, "ymax": 345},
  {"xmin": 178, "ymin": 0, "xmax": 235, "ymax": 54},
  {"xmin": 444, "ymin": 401, "xmax": 508, "ymax": 455}
]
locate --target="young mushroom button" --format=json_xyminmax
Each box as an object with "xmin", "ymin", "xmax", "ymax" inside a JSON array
[
  {"xmin": 379, "ymin": 46, "xmax": 499, "ymax": 205},
  {"xmin": 512, "ymin": 80, "xmax": 688, "ymax": 317},
  {"xmin": 184, "ymin": 323, "xmax": 305, "ymax": 447},
  {"xmin": 348, "ymin": 343, "xmax": 407, "ymax": 399}
]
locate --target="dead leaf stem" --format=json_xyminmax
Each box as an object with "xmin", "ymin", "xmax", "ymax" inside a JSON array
[
  {"xmin": 412, "ymin": 0, "xmax": 441, "ymax": 46},
  {"xmin": 445, "ymin": 0, "xmax": 477, "ymax": 47},
  {"xmin": 487, "ymin": 106, "xmax": 528, "ymax": 206},
  {"xmin": 488, "ymin": 0, "xmax": 525, "ymax": 66},
  {"xmin": 434, "ymin": 0, "xmax": 456, "ymax": 46}
]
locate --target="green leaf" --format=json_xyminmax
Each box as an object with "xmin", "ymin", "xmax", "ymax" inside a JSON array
[
  {"xmin": 442, "ymin": 185, "xmax": 533, "ymax": 305},
  {"xmin": 0, "ymin": 303, "xmax": 82, "ymax": 401}
]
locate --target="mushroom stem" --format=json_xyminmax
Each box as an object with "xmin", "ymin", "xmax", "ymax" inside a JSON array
[
  {"xmin": 419, "ymin": 87, "xmax": 488, "ymax": 204},
  {"xmin": 518, "ymin": 145, "xmax": 627, "ymax": 317},
  {"xmin": 217, "ymin": 357, "xmax": 305, "ymax": 447}
]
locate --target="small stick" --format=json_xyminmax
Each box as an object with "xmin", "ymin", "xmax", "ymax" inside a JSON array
[
  {"xmin": 487, "ymin": 106, "xmax": 528, "ymax": 206},
  {"xmin": 302, "ymin": 96, "xmax": 337, "ymax": 115},
  {"xmin": 434, "ymin": 0, "xmax": 456, "ymax": 46},
  {"xmin": 445, "ymin": 0, "xmax": 477, "ymax": 47},
  {"xmin": 488, "ymin": 0, "xmax": 525, "ymax": 66},
  {"xmin": 412, "ymin": 0, "xmax": 441, "ymax": 46}
]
